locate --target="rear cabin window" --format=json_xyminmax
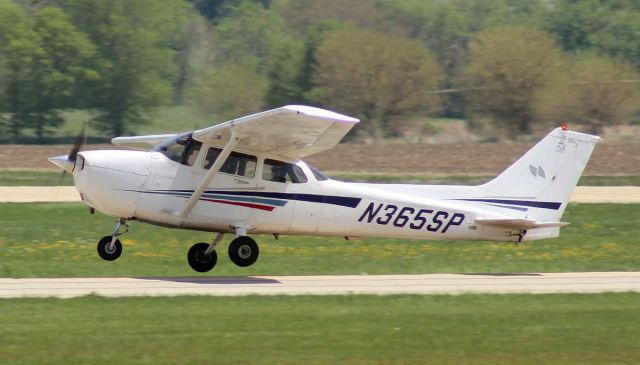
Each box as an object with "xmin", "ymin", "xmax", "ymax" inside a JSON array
[
  {"xmin": 154, "ymin": 133, "xmax": 202, "ymax": 166},
  {"xmin": 202, "ymin": 147, "xmax": 257, "ymax": 178},
  {"xmin": 262, "ymin": 159, "xmax": 308, "ymax": 183},
  {"xmin": 308, "ymin": 164, "xmax": 329, "ymax": 181}
]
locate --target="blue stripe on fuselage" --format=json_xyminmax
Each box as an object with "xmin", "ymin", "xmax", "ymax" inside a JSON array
[
  {"xmin": 453, "ymin": 198, "xmax": 561, "ymax": 210},
  {"xmin": 151, "ymin": 189, "xmax": 362, "ymax": 208}
]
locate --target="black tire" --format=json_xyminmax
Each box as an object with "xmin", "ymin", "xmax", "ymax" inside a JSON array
[
  {"xmin": 97, "ymin": 235, "xmax": 122, "ymax": 261},
  {"xmin": 228, "ymin": 236, "xmax": 259, "ymax": 267},
  {"xmin": 187, "ymin": 242, "xmax": 218, "ymax": 272}
]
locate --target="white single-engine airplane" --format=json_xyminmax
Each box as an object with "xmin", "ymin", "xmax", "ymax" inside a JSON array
[{"xmin": 50, "ymin": 105, "xmax": 600, "ymax": 272}]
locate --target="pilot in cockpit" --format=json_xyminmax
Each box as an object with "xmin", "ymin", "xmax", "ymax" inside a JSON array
[{"xmin": 271, "ymin": 165, "xmax": 286, "ymax": 183}]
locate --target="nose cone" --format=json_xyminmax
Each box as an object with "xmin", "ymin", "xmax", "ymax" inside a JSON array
[{"xmin": 48, "ymin": 155, "xmax": 75, "ymax": 173}]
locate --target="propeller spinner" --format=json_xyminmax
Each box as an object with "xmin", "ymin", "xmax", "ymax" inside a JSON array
[{"xmin": 48, "ymin": 125, "xmax": 87, "ymax": 176}]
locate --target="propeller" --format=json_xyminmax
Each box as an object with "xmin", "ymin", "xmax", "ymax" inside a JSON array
[{"xmin": 50, "ymin": 123, "xmax": 87, "ymax": 184}]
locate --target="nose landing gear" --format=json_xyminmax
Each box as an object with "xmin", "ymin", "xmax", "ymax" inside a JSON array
[{"xmin": 97, "ymin": 218, "xmax": 128, "ymax": 261}]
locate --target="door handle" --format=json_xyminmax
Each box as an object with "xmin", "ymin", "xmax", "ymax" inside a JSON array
[{"xmin": 235, "ymin": 178, "xmax": 250, "ymax": 184}]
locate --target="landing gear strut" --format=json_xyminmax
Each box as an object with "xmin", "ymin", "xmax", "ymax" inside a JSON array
[{"xmin": 97, "ymin": 218, "xmax": 128, "ymax": 261}]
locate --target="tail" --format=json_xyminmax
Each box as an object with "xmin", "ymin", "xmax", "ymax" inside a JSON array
[{"xmin": 479, "ymin": 127, "xmax": 600, "ymax": 233}]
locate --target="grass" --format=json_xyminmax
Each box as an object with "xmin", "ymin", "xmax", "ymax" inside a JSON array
[
  {"xmin": 0, "ymin": 169, "xmax": 74, "ymax": 186},
  {"xmin": 2, "ymin": 169, "xmax": 640, "ymax": 186},
  {"xmin": 0, "ymin": 203, "xmax": 639, "ymax": 277},
  {"xmin": 1, "ymin": 293, "xmax": 639, "ymax": 364}
]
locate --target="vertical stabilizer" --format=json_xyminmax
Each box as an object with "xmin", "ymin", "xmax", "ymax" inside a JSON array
[{"xmin": 480, "ymin": 128, "xmax": 601, "ymax": 223}]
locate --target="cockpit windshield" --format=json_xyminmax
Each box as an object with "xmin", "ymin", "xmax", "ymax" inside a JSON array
[{"xmin": 154, "ymin": 132, "xmax": 202, "ymax": 166}]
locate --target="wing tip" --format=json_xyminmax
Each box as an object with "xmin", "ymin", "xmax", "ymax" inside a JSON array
[
  {"xmin": 111, "ymin": 134, "xmax": 176, "ymax": 146},
  {"xmin": 283, "ymin": 105, "xmax": 359, "ymax": 124}
]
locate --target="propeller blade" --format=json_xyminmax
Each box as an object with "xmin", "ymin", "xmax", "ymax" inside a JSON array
[
  {"xmin": 59, "ymin": 170, "xmax": 68, "ymax": 185},
  {"xmin": 68, "ymin": 123, "xmax": 87, "ymax": 162}
]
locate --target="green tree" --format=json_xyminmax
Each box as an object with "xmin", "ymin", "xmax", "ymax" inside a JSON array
[
  {"xmin": 273, "ymin": 0, "xmax": 384, "ymax": 33},
  {"xmin": 460, "ymin": 26, "xmax": 566, "ymax": 137},
  {"xmin": 0, "ymin": 0, "xmax": 36, "ymax": 137},
  {"xmin": 265, "ymin": 20, "xmax": 346, "ymax": 109},
  {"xmin": 310, "ymin": 28, "xmax": 442, "ymax": 138},
  {"xmin": 546, "ymin": 0, "xmax": 640, "ymax": 68},
  {"xmin": 61, "ymin": 0, "xmax": 195, "ymax": 136},
  {"xmin": 381, "ymin": 0, "xmax": 548, "ymax": 118},
  {"xmin": 0, "ymin": 2, "xmax": 96, "ymax": 139},
  {"xmin": 540, "ymin": 55, "xmax": 640, "ymax": 135},
  {"xmin": 171, "ymin": 8, "xmax": 210, "ymax": 106},
  {"xmin": 28, "ymin": 6, "xmax": 97, "ymax": 139},
  {"xmin": 264, "ymin": 39, "xmax": 306, "ymax": 107},
  {"xmin": 186, "ymin": 63, "xmax": 267, "ymax": 120},
  {"xmin": 210, "ymin": 0, "xmax": 304, "ymax": 112},
  {"xmin": 212, "ymin": 1, "xmax": 290, "ymax": 73}
]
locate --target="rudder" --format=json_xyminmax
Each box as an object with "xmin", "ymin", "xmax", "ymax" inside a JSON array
[{"xmin": 480, "ymin": 127, "xmax": 601, "ymax": 223}]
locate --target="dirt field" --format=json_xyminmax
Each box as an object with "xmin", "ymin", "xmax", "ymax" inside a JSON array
[{"xmin": 3, "ymin": 140, "xmax": 638, "ymax": 175}]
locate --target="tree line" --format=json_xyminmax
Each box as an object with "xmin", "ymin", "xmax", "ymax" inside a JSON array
[{"xmin": 0, "ymin": 0, "xmax": 639, "ymax": 141}]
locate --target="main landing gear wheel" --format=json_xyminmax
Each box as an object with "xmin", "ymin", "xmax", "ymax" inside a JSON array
[
  {"xmin": 228, "ymin": 236, "xmax": 259, "ymax": 267},
  {"xmin": 97, "ymin": 236, "xmax": 122, "ymax": 261},
  {"xmin": 188, "ymin": 242, "xmax": 218, "ymax": 272}
]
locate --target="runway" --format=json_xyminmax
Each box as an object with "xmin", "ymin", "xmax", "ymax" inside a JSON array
[
  {"xmin": 1, "ymin": 186, "xmax": 639, "ymax": 203},
  {"xmin": 1, "ymin": 272, "xmax": 640, "ymax": 298}
]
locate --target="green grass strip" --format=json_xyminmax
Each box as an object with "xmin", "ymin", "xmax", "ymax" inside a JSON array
[
  {"xmin": 1, "ymin": 293, "xmax": 639, "ymax": 364},
  {"xmin": 0, "ymin": 203, "xmax": 639, "ymax": 277}
]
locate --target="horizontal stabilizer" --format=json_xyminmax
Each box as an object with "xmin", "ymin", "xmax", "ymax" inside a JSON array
[
  {"xmin": 475, "ymin": 218, "xmax": 569, "ymax": 230},
  {"xmin": 112, "ymin": 134, "xmax": 177, "ymax": 149}
]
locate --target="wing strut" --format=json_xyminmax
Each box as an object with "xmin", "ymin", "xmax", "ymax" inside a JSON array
[{"xmin": 177, "ymin": 133, "xmax": 239, "ymax": 219}]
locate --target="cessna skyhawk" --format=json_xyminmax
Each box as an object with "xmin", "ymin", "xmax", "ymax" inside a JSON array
[{"xmin": 49, "ymin": 105, "xmax": 600, "ymax": 272}]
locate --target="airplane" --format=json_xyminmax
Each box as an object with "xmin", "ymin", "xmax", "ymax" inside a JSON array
[{"xmin": 49, "ymin": 105, "xmax": 601, "ymax": 273}]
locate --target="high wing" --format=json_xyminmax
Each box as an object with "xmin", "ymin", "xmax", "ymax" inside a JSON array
[
  {"xmin": 175, "ymin": 105, "xmax": 358, "ymax": 219},
  {"xmin": 192, "ymin": 105, "xmax": 359, "ymax": 159},
  {"xmin": 475, "ymin": 218, "xmax": 569, "ymax": 230},
  {"xmin": 112, "ymin": 134, "xmax": 177, "ymax": 149}
]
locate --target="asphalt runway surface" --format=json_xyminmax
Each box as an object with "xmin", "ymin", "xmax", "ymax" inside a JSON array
[
  {"xmin": 1, "ymin": 272, "xmax": 639, "ymax": 298},
  {"xmin": 1, "ymin": 186, "xmax": 640, "ymax": 203}
]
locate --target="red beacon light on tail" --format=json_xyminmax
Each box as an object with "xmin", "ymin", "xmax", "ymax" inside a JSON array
[{"xmin": 561, "ymin": 123, "xmax": 568, "ymax": 131}]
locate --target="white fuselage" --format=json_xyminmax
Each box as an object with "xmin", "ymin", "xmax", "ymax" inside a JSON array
[{"xmin": 72, "ymin": 148, "xmax": 526, "ymax": 243}]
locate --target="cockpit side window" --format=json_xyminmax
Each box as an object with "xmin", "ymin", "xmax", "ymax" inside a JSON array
[
  {"xmin": 154, "ymin": 133, "xmax": 202, "ymax": 166},
  {"xmin": 262, "ymin": 159, "xmax": 308, "ymax": 183},
  {"xmin": 202, "ymin": 147, "xmax": 257, "ymax": 177}
]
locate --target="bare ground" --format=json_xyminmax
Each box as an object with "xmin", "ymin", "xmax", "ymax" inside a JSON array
[{"xmin": 1, "ymin": 140, "xmax": 638, "ymax": 175}]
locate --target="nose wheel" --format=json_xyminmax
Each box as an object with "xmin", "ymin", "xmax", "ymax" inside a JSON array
[
  {"xmin": 97, "ymin": 236, "xmax": 122, "ymax": 261},
  {"xmin": 97, "ymin": 218, "xmax": 128, "ymax": 261}
]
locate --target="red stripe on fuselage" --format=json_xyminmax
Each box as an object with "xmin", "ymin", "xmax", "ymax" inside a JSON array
[{"xmin": 200, "ymin": 198, "xmax": 275, "ymax": 211}]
